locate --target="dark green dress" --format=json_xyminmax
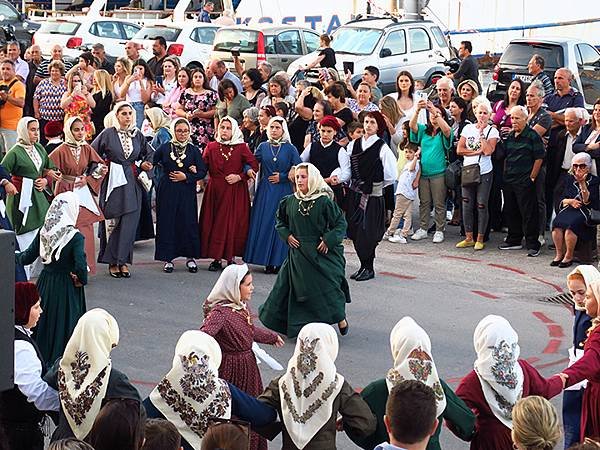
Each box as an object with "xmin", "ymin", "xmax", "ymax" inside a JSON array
[
  {"xmin": 351, "ymin": 378, "xmax": 476, "ymax": 450},
  {"xmin": 258, "ymin": 194, "xmax": 350, "ymax": 338},
  {"xmin": 17, "ymin": 232, "xmax": 87, "ymax": 365}
]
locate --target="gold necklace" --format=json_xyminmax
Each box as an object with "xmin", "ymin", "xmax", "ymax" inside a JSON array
[
  {"xmin": 169, "ymin": 144, "xmax": 187, "ymax": 168},
  {"xmin": 298, "ymin": 199, "xmax": 316, "ymax": 216},
  {"xmin": 220, "ymin": 145, "xmax": 234, "ymax": 161}
]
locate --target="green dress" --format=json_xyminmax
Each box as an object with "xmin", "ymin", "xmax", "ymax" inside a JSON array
[
  {"xmin": 17, "ymin": 232, "xmax": 88, "ymax": 365},
  {"xmin": 351, "ymin": 378, "xmax": 476, "ymax": 450},
  {"xmin": 258, "ymin": 194, "xmax": 350, "ymax": 338},
  {"xmin": 1, "ymin": 143, "xmax": 55, "ymax": 234}
]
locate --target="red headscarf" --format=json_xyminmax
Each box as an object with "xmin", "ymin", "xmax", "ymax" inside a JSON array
[
  {"xmin": 365, "ymin": 111, "xmax": 387, "ymax": 138},
  {"xmin": 319, "ymin": 115, "xmax": 341, "ymax": 132},
  {"xmin": 14, "ymin": 282, "xmax": 39, "ymax": 326}
]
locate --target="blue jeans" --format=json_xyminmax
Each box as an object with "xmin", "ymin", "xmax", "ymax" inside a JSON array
[{"xmin": 131, "ymin": 101, "xmax": 145, "ymax": 129}]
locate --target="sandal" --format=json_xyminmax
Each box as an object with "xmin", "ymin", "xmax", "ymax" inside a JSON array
[
  {"xmin": 119, "ymin": 264, "xmax": 131, "ymax": 278},
  {"xmin": 208, "ymin": 260, "xmax": 222, "ymax": 272},
  {"xmin": 163, "ymin": 262, "xmax": 174, "ymax": 273},
  {"xmin": 186, "ymin": 259, "xmax": 198, "ymax": 273},
  {"xmin": 338, "ymin": 319, "xmax": 349, "ymax": 336},
  {"xmin": 109, "ymin": 264, "xmax": 121, "ymax": 278}
]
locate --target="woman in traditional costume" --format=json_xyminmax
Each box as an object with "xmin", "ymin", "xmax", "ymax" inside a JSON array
[
  {"xmin": 259, "ymin": 163, "xmax": 350, "ymax": 338},
  {"xmin": 201, "ymin": 263, "xmax": 283, "ymax": 450},
  {"xmin": 154, "ymin": 118, "xmax": 207, "ymax": 273},
  {"xmin": 143, "ymin": 330, "xmax": 277, "ymax": 450},
  {"xmin": 245, "ymin": 117, "xmax": 301, "ymax": 273},
  {"xmin": 0, "ymin": 164, "xmax": 26, "ymax": 280},
  {"xmin": 345, "ymin": 111, "xmax": 397, "ymax": 282},
  {"xmin": 91, "ymin": 102, "xmax": 154, "ymax": 278},
  {"xmin": 259, "ymin": 323, "xmax": 376, "ymax": 449},
  {"xmin": 17, "ymin": 191, "xmax": 87, "ymax": 364},
  {"xmin": 49, "ymin": 117, "xmax": 106, "ymax": 275},
  {"xmin": 199, "ymin": 116, "xmax": 258, "ymax": 271},
  {"xmin": 454, "ymin": 315, "xmax": 557, "ymax": 449},
  {"xmin": 46, "ymin": 309, "xmax": 141, "ymax": 442},
  {"xmin": 353, "ymin": 317, "xmax": 475, "ymax": 450},
  {"xmin": 1, "ymin": 117, "xmax": 58, "ymax": 274}
]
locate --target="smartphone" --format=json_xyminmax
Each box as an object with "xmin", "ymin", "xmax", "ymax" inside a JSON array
[
  {"xmin": 230, "ymin": 47, "xmax": 241, "ymax": 57},
  {"xmin": 415, "ymin": 90, "xmax": 428, "ymax": 102},
  {"xmin": 342, "ymin": 61, "xmax": 354, "ymax": 74},
  {"xmin": 155, "ymin": 75, "xmax": 163, "ymax": 86},
  {"xmin": 319, "ymin": 68, "xmax": 330, "ymax": 81}
]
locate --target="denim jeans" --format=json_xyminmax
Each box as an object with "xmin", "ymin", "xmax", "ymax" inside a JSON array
[
  {"xmin": 461, "ymin": 171, "xmax": 493, "ymax": 234},
  {"xmin": 131, "ymin": 101, "xmax": 145, "ymax": 129}
]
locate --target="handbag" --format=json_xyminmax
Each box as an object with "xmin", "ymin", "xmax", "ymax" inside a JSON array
[
  {"xmin": 461, "ymin": 155, "xmax": 481, "ymax": 187},
  {"xmin": 445, "ymin": 159, "xmax": 462, "ymax": 189},
  {"xmin": 586, "ymin": 209, "xmax": 600, "ymax": 226}
]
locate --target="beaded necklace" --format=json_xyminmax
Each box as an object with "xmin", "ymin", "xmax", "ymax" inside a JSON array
[
  {"xmin": 169, "ymin": 143, "xmax": 187, "ymax": 168},
  {"xmin": 298, "ymin": 199, "xmax": 316, "ymax": 216},
  {"xmin": 220, "ymin": 145, "xmax": 234, "ymax": 161}
]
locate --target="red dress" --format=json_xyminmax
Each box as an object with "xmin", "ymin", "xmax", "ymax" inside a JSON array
[
  {"xmin": 200, "ymin": 305, "xmax": 278, "ymax": 450},
  {"xmin": 454, "ymin": 360, "xmax": 560, "ymax": 449},
  {"xmin": 199, "ymin": 142, "xmax": 258, "ymax": 261}
]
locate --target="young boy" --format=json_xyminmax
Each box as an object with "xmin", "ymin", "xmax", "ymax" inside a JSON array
[
  {"xmin": 386, "ymin": 142, "xmax": 420, "ymax": 243},
  {"xmin": 347, "ymin": 121, "xmax": 364, "ymax": 141}
]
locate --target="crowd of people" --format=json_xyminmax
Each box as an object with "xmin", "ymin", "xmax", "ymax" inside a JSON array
[{"xmin": 1, "ymin": 32, "xmax": 600, "ymax": 449}]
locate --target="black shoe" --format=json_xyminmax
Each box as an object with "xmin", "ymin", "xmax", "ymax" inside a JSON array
[
  {"xmin": 119, "ymin": 265, "xmax": 131, "ymax": 278},
  {"xmin": 338, "ymin": 319, "xmax": 349, "ymax": 336},
  {"xmin": 499, "ymin": 243, "xmax": 523, "ymax": 250},
  {"xmin": 550, "ymin": 259, "xmax": 562, "ymax": 267},
  {"xmin": 109, "ymin": 265, "xmax": 121, "ymax": 278},
  {"xmin": 163, "ymin": 262, "xmax": 174, "ymax": 273},
  {"xmin": 559, "ymin": 260, "xmax": 573, "ymax": 268},
  {"xmin": 208, "ymin": 260, "xmax": 222, "ymax": 271},
  {"xmin": 272, "ymin": 266, "xmax": 280, "ymax": 274},
  {"xmin": 355, "ymin": 268, "xmax": 375, "ymax": 281},
  {"xmin": 350, "ymin": 268, "xmax": 364, "ymax": 280},
  {"xmin": 527, "ymin": 248, "xmax": 541, "ymax": 257},
  {"xmin": 186, "ymin": 259, "xmax": 198, "ymax": 273}
]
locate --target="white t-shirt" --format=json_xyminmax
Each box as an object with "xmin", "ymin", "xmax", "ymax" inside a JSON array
[
  {"xmin": 395, "ymin": 159, "xmax": 420, "ymax": 200},
  {"xmin": 460, "ymin": 124, "xmax": 499, "ymax": 175}
]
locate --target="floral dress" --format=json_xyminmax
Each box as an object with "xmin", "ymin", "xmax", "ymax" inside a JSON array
[
  {"xmin": 64, "ymin": 94, "xmax": 94, "ymax": 141},
  {"xmin": 178, "ymin": 89, "xmax": 218, "ymax": 152}
]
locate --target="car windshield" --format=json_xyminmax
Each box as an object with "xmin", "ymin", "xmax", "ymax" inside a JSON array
[
  {"xmin": 500, "ymin": 43, "xmax": 564, "ymax": 69},
  {"xmin": 331, "ymin": 27, "xmax": 383, "ymax": 55},
  {"xmin": 38, "ymin": 21, "xmax": 80, "ymax": 35},
  {"xmin": 135, "ymin": 26, "xmax": 181, "ymax": 41},
  {"xmin": 213, "ymin": 29, "xmax": 259, "ymax": 52}
]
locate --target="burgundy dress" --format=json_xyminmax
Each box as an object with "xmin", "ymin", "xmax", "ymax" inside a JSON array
[
  {"xmin": 199, "ymin": 142, "xmax": 258, "ymax": 261},
  {"xmin": 201, "ymin": 305, "xmax": 278, "ymax": 450},
  {"xmin": 454, "ymin": 360, "xmax": 559, "ymax": 449}
]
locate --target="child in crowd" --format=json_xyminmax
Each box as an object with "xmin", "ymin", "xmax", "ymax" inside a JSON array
[
  {"xmin": 274, "ymin": 101, "xmax": 289, "ymax": 119},
  {"xmin": 44, "ymin": 120, "xmax": 64, "ymax": 153},
  {"xmin": 347, "ymin": 121, "xmax": 364, "ymax": 141},
  {"xmin": 385, "ymin": 142, "xmax": 420, "ymax": 243}
]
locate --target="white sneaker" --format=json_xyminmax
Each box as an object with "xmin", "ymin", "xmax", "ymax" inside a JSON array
[
  {"xmin": 433, "ymin": 231, "xmax": 445, "ymax": 243},
  {"xmin": 388, "ymin": 235, "xmax": 407, "ymax": 244},
  {"xmin": 411, "ymin": 228, "xmax": 428, "ymax": 241}
]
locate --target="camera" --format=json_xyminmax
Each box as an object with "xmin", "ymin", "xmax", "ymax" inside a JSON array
[{"xmin": 0, "ymin": 85, "xmax": 9, "ymax": 106}]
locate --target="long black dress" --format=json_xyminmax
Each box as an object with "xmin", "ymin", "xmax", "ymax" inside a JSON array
[
  {"xmin": 153, "ymin": 142, "xmax": 207, "ymax": 262},
  {"xmin": 553, "ymin": 174, "xmax": 600, "ymax": 241}
]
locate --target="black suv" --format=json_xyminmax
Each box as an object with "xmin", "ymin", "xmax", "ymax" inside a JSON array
[{"xmin": 0, "ymin": 1, "xmax": 39, "ymax": 50}]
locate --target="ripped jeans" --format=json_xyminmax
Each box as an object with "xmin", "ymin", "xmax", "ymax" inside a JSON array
[{"xmin": 461, "ymin": 171, "xmax": 493, "ymax": 234}]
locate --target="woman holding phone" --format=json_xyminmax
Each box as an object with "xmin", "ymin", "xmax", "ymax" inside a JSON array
[
  {"xmin": 61, "ymin": 72, "xmax": 96, "ymax": 141},
  {"xmin": 120, "ymin": 59, "xmax": 154, "ymax": 129}
]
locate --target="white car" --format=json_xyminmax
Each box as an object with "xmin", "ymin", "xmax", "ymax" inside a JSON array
[
  {"xmin": 133, "ymin": 21, "xmax": 219, "ymax": 69},
  {"xmin": 33, "ymin": 17, "xmax": 141, "ymax": 60}
]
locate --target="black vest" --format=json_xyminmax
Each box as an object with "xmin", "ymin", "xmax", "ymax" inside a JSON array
[
  {"xmin": 0, "ymin": 328, "xmax": 48, "ymax": 425},
  {"xmin": 310, "ymin": 141, "xmax": 342, "ymax": 179},
  {"xmin": 350, "ymin": 137, "xmax": 385, "ymax": 194}
]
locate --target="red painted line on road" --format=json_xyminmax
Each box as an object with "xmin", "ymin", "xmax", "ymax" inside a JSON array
[
  {"xmin": 445, "ymin": 377, "xmax": 464, "ymax": 384},
  {"xmin": 380, "ymin": 271, "xmax": 417, "ymax": 280},
  {"xmin": 133, "ymin": 261, "xmax": 163, "ymax": 266},
  {"xmin": 131, "ymin": 379, "xmax": 158, "ymax": 387},
  {"xmin": 543, "ymin": 339, "xmax": 562, "ymax": 354},
  {"xmin": 526, "ymin": 357, "xmax": 541, "ymax": 364},
  {"xmin": 487, "ymin": 263, "xmax": 526, "ymax": 274},
  {"xmin": 533, "ymin": 357, "xmax": 569, "ymax": 370},
  {"xmin": 530, "ymin": 276, "xmax": 564, "ymax": 293},
  {"xmin": 532, "ymin": 311, "xmax": 555, "ymax": 324},
  {"xmin": 548, "ymin": 324, "xmax": 565, "ymax": 338},
  {"xmin": 471, "ymin": 290, "xmax": 499, "ymax": 299},
  {"xmin": 442, "ymin": 255, "xmax": 482, "ymax": 262}
]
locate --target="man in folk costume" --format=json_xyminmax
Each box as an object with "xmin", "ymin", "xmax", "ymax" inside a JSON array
[
  {"xmin": 199, "ymin": 116, "xmax": 258, "ymax": 271},
  {"xmin": 49, "ymin": 117, "xmax": 107, "ymax": 275},
  {"xmin": 345, "ymin": 111, "xmax": 397, "ymax": 281},
  {"xmin": 91, "ymin": 102, "xmax": 154, "ymax": 279},
  {"xmin": 143, "ymin": 330, "xmax": 277, "ymax": 450},
  {"xmin": 259, "ymin": 323, "xmax": 376, "ymax": 449}
]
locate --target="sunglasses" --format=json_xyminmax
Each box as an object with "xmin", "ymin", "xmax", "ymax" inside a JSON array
[{"xmin": 572, "ymin": 163, "xmax": 588, "ymax": 170}]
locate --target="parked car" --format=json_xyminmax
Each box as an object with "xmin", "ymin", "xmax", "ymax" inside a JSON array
[
  {"xmin": 133, "ymin": 21, "xmax": 219, "ymax": 69},
  {"xmin": 33, "ymin": 17, "xmax": 141, "ymax": 61},
  {"xmin": 287, "ymin": 16, "xmax": 453, "ymax": 94},
  {"xmin": 211, "ymin": 24, "xmax": 321, "ymax": 75},
  {"xmin": 0, "ymin": 0, "xmax": 39, "ymax": 51},
  {"xmin": 487, "ymin": 37, "xmax": 600, "ymax": 109}
]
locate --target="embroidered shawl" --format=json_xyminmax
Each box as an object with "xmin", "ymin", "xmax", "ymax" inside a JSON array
[
  {"xmin": 204, "ymin": 263, "xmax": 249, "ymax": 314},
  {"xmin": 278, "ymin": 323, "xmax": 344, "ymax": 449},
  {"xmin": 39, "ymin": 191, "xmax": 80, "ymax": 264},
  {"xmin": 149, "ymin": 331, "xmax": 232, "ymax": 450}
]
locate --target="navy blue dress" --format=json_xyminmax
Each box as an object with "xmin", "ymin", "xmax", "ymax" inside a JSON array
[
  {"xmin": 245, "ymin": 141, "xmax": 301, "ymax": 267},
  {"xmin": 553, "ymin": 174, "xmax": 600, "ymax": 241},
  {"xmin": 0, "ymin": 164, "xmax": 26, "ymax": 281},
  {"xmin": 153, "ymin": 142, "xmax": 207, "ymax": 262},
  {"xmin": 143, "ymin": 382, "xmax": 277, "ymax": 450}
]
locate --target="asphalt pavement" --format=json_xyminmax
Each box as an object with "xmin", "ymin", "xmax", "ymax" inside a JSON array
[{"xmin": 86, "ymin": 224, "xmax": 576, "ymax": 449}]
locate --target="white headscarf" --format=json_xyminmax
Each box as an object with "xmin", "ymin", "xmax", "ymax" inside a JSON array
[
  {"xmin": 146, "ymin": 107, "xmax": 171, "ymax": 132},
  {"xmin": 58, "ymin": 309, "xmax": 119, "ymax": 439},
  {"xmin": 473, "ymin": 315, "xmax": 524, "ymax": 428},
  {"xmin": 149, "ymin": 331, "xmax": 232, "ymax": 450},
  {"xmin": 170, "ymin": 117, "xmax": 191, "ymax": 149},
  {"xmin": 267, "ymin": 116, "xmax": 290, "ymax": 144},
  {"xmin": 63, "ymin": 116, "xmax": 86, "ymax": 149},
  {"xmin": 386, "ymin": 317, "xmax": 447, "ymax": 417},
  {"xmin": 16, "ymin": 117, "xmax": 39, "ymax": 147},
  {"xmin": 278, "ymin": 323, "xmax": 344, "ymax": 449},
  {"xmin": 569, "ymin": 265, "xmax": 600, "ymax": 311},
  {"xmin": 204, "ymin": 263, "xmax": 249, "ymax": 314},
  {"xmin": 112, "ymin": 101, "xmax": 138, "ymax": 134},
  {"xmin": 294, "ymin": 162, "xmax": 334, "ymax": 202},
  {"xmin": 40, "ymin": 191, "xmax": 80, "ymax": 264},
  {"xmin": 216, "ymin": 116, "xmax": 244, "ymax": 145}
]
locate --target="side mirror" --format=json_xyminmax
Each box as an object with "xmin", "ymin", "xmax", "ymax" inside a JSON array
[{"xmin": 380, "ymin": 47, "xmax": 392, "ymax": 58}]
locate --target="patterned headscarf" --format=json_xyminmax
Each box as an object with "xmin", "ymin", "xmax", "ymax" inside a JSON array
[
  {"xmin": 215, "ymin": 116, "xmax": 244, "ymax": 145},
  {"xmin": 386, "ymin": 317, "xmax": 447, "ymax": 417},
  {"xmin": 40, "ymin": 191, "xmax": 80, "ymax": 264},
  {"xmin": 267, "ymin": 116, "xmax": 290, "ymax": 145},
  {"xmin": 293, "ymin": 162, "xmax": 334, "ymax": 202},
  {"xmin": 203, "ymin": 263, "xmax": 250, "ymax": 314},
  {"xmin": 278, "ymin": 323, "xmax": 344, "ymax": 450},
  {"xmin": 473, "ymin": 315, "xmax": 524, "ymax": 428},
  {"xmin": 149, "ymin": 331, "xmax": 232, "ymax": 450},
  {"xmin": 59, "ymin": 309, "xmax": 119, "ymax": 439}
]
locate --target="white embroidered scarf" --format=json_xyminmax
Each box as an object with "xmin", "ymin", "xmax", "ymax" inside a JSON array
[
  {"xmin": 293, "ymin": 162, "xmax": 334, "ymax": 202},
  {"xmin": 386, "ymin": 317, "xmax": 447, "ymax": 417},
  {"xmin": 149, "ymin": 331, "xmax": 232, "ymax": 450},
  {"xmin": 473, "ymin": 315, "xmax": 524, "ymax": 429},
  {"xmin": 216, "ymin": 116, "xmax": 245, "ymax": 145},
  {"xmin": 40, "ymin": 191, "xmax": 80, "ymax": 264},
  {"xmin": 278, "ymin": 323, "xmax": 344, "ymax": 449},
  {"xmin": 204, "ymin": 263, "xmax": 249, "ymax": 314},
  {"xmin": 63, "ymin": 117, "xmax": 86, "ymax": 164},
  {"xmin": 17, "ymin": 117, "xmax": 42, "ymax": 170},
  {"xmin": 58, "ymin": 309, "xmax": 119, "ymax": 439}
]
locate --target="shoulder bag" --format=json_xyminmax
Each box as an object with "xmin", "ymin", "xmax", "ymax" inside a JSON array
[{"xmin": 461, "ymin": 127, "xmax": 492, "ymax": 188}]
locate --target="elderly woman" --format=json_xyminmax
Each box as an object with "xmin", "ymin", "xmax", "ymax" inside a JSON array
[
  {"xmin": 241, "ymin": 107, "xmax": 262, "ymax": 152},
  {"xmin": 573, "ymin": 98, "xmax": 600, "ymax": 174},
  {"xmin": 347, "ymin": 82, "xmax": 379, "ymax": 118},
  {"xmin": 551, "ymin": 152, "xmax": 600, "ymax": 267},
  {"xmin": 33, "ymin": 60, "xmax": 66, "ymax": 144}
]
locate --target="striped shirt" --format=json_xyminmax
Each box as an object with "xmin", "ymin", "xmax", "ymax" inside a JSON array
[{"xmin": 35, "ymin": 58, "xmax": 74, "ymax": 79}]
